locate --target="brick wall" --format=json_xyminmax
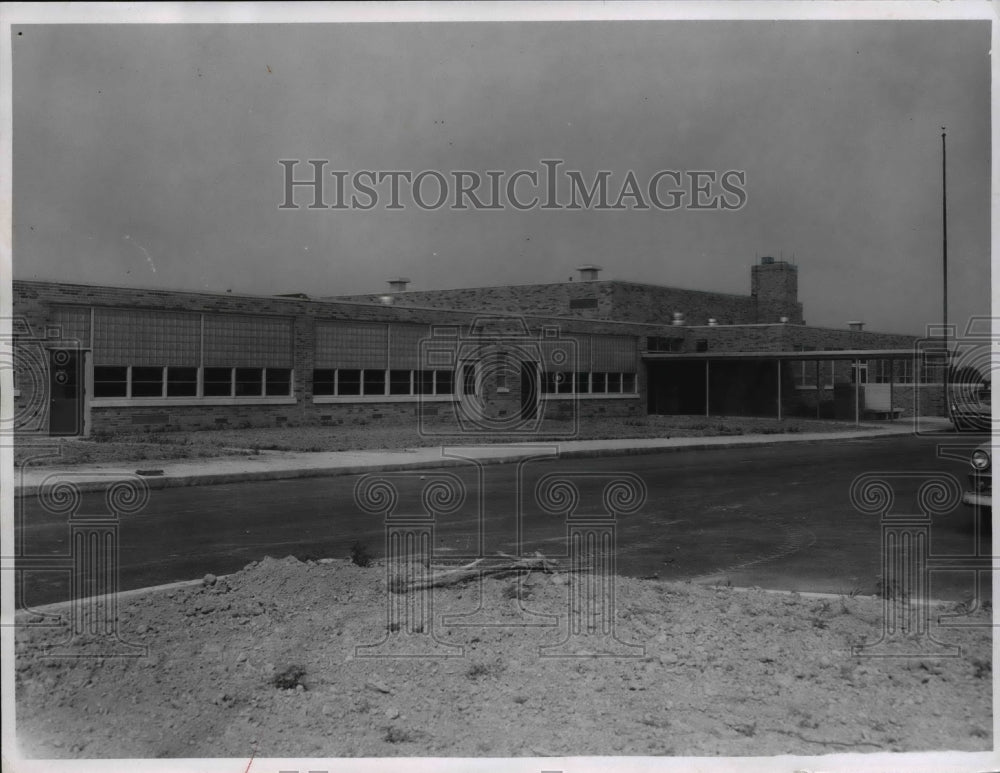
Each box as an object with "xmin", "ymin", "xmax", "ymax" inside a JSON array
[{"xmin": 13, "ymin": 280, "xmax": 654, "ymax": 436}]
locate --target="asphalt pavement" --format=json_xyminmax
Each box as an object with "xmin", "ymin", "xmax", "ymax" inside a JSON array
[{"xmin": 13, "ymin": 418, "xmax": 994, "ymax": 607}]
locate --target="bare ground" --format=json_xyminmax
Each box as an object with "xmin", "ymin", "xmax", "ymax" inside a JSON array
[
  {"xmin": 14, "ymin": 555, "xmax": 992, "ymax": 758},
  {"xmin": 15, "ymin": 415, "xmax": 881, "ymax": 467}
]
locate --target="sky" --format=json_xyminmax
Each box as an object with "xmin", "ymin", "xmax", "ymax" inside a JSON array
[{"xmin": 9, "ymin": 15, "xmax": 992, "ymax": 336}]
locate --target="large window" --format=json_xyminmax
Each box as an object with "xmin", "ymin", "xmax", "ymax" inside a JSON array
[
  {"xmin": 792, "ymin": 347, "xmax": 835, "ymax": 389},
  {"xmin": 167, "ymin": 367, "xmax": 198, "ymax": 397},
  {"xmin": 541, "ymin": 372, "xmax": 636, "ymax": 395},
  {"xmin": 131, "ymin": 367, "xmax": 165, "ymax": 397},
  {"xmin": 89, "ymin": 307, "xmax": 294, "ymax": 401},
  {"xmin": 203, "ymin": 367, "xmax": 233, "ymax": 396},
  {"xmin": 313, "ymin": 368, "xmax": 454, "ymax": 397},
  {"xmin": 92, "ymin": 365, "xmax": 292, "ymax": 399},
  {"xmin": 94, "ymin": 366, "xmax": 128, "ymax": 398}
]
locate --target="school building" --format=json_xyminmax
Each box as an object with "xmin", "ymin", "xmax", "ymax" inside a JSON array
[{"xmin": 10, "ymin": 258, "xmax": 945, "ymax": 437}]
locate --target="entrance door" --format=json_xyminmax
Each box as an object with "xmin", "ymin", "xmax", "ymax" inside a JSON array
[
  {"xmin": 520, "ymin": 361, "xmax": 538, "ymax": 421},
  {"xmin": 48, "ymin": 349, "xmax": 82, "ymax": 436}
]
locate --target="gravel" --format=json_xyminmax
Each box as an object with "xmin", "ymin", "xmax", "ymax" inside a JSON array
[{"xmin": 15, "ymin": 555, "xmax": 992, "ymax": 758}]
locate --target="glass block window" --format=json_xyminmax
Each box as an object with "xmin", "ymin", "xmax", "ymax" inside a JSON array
[
  {"xmin": 390, "ymin": 324, "xmax": 431, "ymax": 370},
  {"xmin": 203, "ymin": 314, "xmax": 292, "ymax": 369},
  {"xmin": 315, "ymin": 322, "xmax": 387, "ymax": 369},
  {"xmin": 94, "ymin": 309, "xmax": 200, "ymax": 367},
  {"xmin": 541, "ymin": 339, "xmax": 578, "ymax": 371},
  {"xmin": 592, "ymin": 334, "xmax": 636, "ymax": 371},
  {"xmin": 93, "ymin": 366, "xmax": 127, "ymax": 398},
  {"xmin": 51, "ymin": 306, "xmax": 91, "ymax": 347}
]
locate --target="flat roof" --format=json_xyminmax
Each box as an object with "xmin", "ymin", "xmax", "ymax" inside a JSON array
[{"xmin": 642, "ymin": 349, "xmax": 932, "ymax": 361}]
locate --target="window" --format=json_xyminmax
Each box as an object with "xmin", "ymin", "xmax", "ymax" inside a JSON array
[
  {"xmin": 203, "ymin": 367, "xmax": 233, "ymax": 396},
  {"xmin": 338, "ymin": 369, "xmax": 361, "ymax": 396},
  {"xmin": 167, "ymin": 367, "xmax": 198, "ymax": 397},
  {"xmin": 131, "ymin": 366, "xmax": 164, "ymax": 397},
  {"xmin": 363, "ymin": 370, "xmax": 386, "ymax": 396},
  {"xmin": 313, "ymin": 369, "xmax": 336, "ymax": 396},
  {"xmin": 94, "ymin": 366, "xmax": 128, "ymax": 398},
  {"xmin": 436, "ymin": 370, "xmax": 454, "ymax": 395},
  {"xmin": 850, "ymin": 362, "xmax": 868, "ymax": 385},
  {"xmin": 265, "ymin": 368, "xmax": 292, "ymax": 396},
  {"xmin": 415, "ymin": 370, "xmax": 435, "ymax": 395},
  {"xmin": 591, "ymin": 372, "xmax": 607, "ymax": 394},
  {"xmin": 390, "ymin": 370, "xmax": 412, "ymax": 395},
  {"xmin": 315, "ymin": 367, "xmax": 457, "ymax": 398},
  {"xmin": 607, "ymin": 373, "xmax": 622, "ymax": 393},
  {"xmin": 623, "ymin": 373, "xmax": 636, "ymax": 393},
  {"xmin": 575, "ymin": 372, "xmax": 590, "ymax": 394},
  {"xmin": 868, "ymin": 360, "xmax": 893, "ymax": 385},
  {"xmin": 695, "ymin": 340, "xmax": 709, "ymax": 353},
  {"xmin": 647, "ymin": 336, "xmax": 684, "ymax": 353},
  {"xmin": 235, "ymin": 368, "xmax": 264, "ymax": 397}
]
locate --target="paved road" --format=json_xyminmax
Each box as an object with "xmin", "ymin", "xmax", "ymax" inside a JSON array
[{"xmin": 14, "ymin": 434, "xmax": 991, "ymax": 605}]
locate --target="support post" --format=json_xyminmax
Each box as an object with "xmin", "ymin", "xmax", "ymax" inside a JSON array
[
  {"xmin": 815, "ymin": 359, "xmax": 821, "ymax": 419},
  {"xmin": 854, "ymin": 359, "xmax": 860, "ymax": 426},
  {"xmin": 889, "ymin": 359, "xmax": 895, "ymax": 421}
]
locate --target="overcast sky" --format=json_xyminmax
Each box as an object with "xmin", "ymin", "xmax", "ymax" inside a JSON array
[{"xmin": 10, "ymin": 18, "xmax": 991, "ymax": 335}]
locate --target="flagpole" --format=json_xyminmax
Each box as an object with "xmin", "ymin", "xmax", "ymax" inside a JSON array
[{"xmin": 942, "ymin": 127, "xmax": 949, "ymax": 404}]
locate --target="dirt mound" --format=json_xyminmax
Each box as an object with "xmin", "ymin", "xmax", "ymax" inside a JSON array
[{"xmin": 14, "ymin": 557, "xmax": 992, "ymax": 758}]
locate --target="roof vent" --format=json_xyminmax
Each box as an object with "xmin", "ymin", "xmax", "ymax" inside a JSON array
[
  {"xmin": 387, "ymin": 277, "xmax": 411, "ymax": 292},
  {"xmin": 761, "ymin": 256, "xmax": 775, "ymax": 265},
  {"xmin": 848, "ymin": 320, "xmax": 865, "ymax": 332},
  {"xmin": 707, "ymin": 318, "xmax": 718, "ymax": 327},
  {"xmin": 672, "ymin": 311, "xmax": 685, "ymax": 326},
  {"xmin": 576, "ymin": 265, "xmax": 603, "ymax": 281}
]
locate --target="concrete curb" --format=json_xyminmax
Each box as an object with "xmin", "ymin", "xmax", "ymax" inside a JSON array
[{"xmin": 12, "ymin": 429, "xmax": 912, "ymax": 497}]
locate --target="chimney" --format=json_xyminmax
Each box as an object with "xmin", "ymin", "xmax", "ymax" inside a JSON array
[
  {"xmin": 387, "ymin": 277, "xmax": 411, "ymax": 292},
  {"xmin": 576, "ymin": 265, "xmax": 603, "ymax": 281},
  {"xmin": 848, "ymin": 320, "xmax": 865, "ymax": 332}
]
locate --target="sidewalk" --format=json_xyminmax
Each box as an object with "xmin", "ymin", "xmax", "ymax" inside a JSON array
[{"xmin": 13, "ymin": 418, "xmax": 952, "ymax": 497}]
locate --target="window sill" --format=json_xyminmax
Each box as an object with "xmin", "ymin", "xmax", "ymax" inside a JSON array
[
  {"xmin": 92, "ymin": 396, "xmax": 297, "ymax": 407},
  {"xmin": 313, "ymin": 394, "xmax": 459, "ymax": 404}
]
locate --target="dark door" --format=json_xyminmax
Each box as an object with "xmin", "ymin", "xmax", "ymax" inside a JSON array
[
  {"xmin": 48, "ymin": 349, "xmax": 82, "ymax": 436},
  {"xmin": 520, "ymin": 361, "xmax": 538, "ymax": 421}
]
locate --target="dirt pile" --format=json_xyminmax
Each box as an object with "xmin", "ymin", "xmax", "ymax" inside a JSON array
[{"xmin": 15, "ymin": 556, "xmax": 992, "ymax": 758}]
